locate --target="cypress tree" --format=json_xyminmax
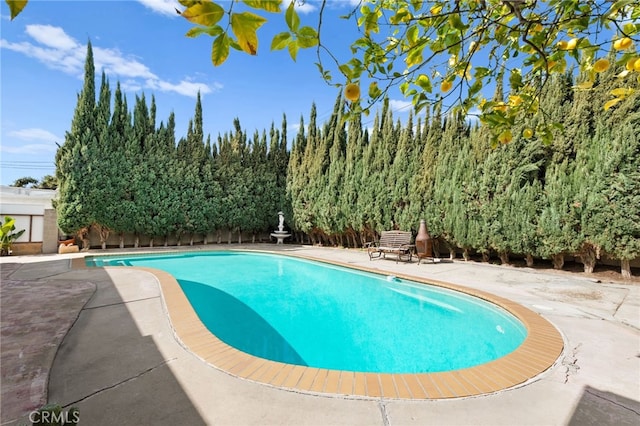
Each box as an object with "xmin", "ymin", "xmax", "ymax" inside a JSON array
[
  {"xmin": 340, "ymin": 110, "xmax": 365, "ymax": 247},
  {"xmin": 600, "ymin": 120, "xmax": 640, "ymax": 278},
  {"xmin": 56, "ymin": 42, "xmax": 98, "ymax": 248},
  {"xmin": 92, "ymin": 71, "xmax": 112, "ymax": 249},
  {"xmin": 391, "ymin": 112, "xmax": 419, "ymax": 231},
  {"xmin": 272, "ymin": 114, "xmax": 291, "ymax": 230},
  {"xmin": 286, "ymin": 115, "xmax": 307, "ymax": 241}
]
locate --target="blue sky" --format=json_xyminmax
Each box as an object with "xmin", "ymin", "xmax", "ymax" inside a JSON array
[{"xmin": 1, "ymin": 0, "xmax": 415, "ymax": 186}]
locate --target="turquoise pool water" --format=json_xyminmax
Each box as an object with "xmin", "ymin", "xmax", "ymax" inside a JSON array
[{"xmin": 88, "ymin": 251, "xmax": 527, "ymax": 373}]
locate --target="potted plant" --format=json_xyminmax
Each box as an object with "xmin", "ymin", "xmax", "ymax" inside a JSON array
[{"xmin": 1, "ymin": 216, "xmax": 26, "ymax": 256}]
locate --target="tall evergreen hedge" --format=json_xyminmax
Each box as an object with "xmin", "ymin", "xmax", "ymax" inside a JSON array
[{"xmin": 56, "ymin": 44, "xmax": 640, "ymax": 277}]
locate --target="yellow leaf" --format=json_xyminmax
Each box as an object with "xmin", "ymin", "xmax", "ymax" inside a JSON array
[
  {"xmin": 231, "ymin": 12, "xmax": 267, "ymax": 55},
  {"xmin": 498, "ymin": 129, "xmax": 513, "ymax": 144},
  {"xmin": 243, "ymin": 0, "xmax": 282, "ymax": 13},
  {"xmin": 509, "ymin": 95, "xmax": 522, "ymax": 106},
  {"xmin": 574, "ymin": 80, "xmax": 594, "ymax": 90},
  {"xmin": 593, "ymin": 58, "xmax": 610, "ymax": 73},
  {"xmin": 6, "ymin": 0, "xmax": 28, "ymax": 20},
  {"xmin": 604, "ymin": 98, "xmax": 623, "ymax": 111},
  {"xmin": 494, "ymin": 102, "xmax": 507, "ymax": 112},
  {"xmin": 181, "ymin": 1, "xmax": 224, "ymax": 26},
  {"xmin": 610, "ymin": 88, "xmax": 632, "ymax": 97}
]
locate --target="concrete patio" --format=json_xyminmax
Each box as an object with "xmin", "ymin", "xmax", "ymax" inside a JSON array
[{"xmin": 1, "ymin": 245, "xmax": 639, "ymax": 425}]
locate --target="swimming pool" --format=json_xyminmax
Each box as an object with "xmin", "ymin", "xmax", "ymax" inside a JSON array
[{"xmin": 89, "ymin": 251, "xmax": 527, "ymax": 374}]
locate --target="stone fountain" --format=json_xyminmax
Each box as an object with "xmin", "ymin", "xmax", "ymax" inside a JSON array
[{"xmin": 270, "ymin": 211, "xmax": 291, "ymax": 244}]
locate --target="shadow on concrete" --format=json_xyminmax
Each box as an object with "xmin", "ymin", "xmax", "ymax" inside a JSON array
[
  {"xmin": 567, "ymin": 386, "xmax": 640, "ymax": 426},
  {"xmin": 180, "ymin": 279, "xmax": 307, "ymax": 366},
  {"xmin": 2, "ymin": 260, "xmax": 206, "ymax": 425}
]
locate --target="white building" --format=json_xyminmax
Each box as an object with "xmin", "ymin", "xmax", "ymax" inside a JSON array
[{"xmin": 0, "ymin": 186, "xmax": 59, "ymax": 255}]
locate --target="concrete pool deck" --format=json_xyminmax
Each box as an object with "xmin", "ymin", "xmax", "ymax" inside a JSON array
[{"xmin": 1, "ymin": 245, "xmax": 639, "ymax": 425}]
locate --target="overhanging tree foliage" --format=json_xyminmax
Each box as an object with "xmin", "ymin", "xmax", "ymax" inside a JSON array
[{"xmin": 7, "ymin": 0, "xmax": 639, "ymax": 144}]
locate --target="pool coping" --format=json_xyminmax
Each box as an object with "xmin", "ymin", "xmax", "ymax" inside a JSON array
[{"xmin": 74, "ymin": 249, "xmax": 565, "ymax": 400}]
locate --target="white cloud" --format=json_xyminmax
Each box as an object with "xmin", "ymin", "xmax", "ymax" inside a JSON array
[
  {"xmin": 25, "ymin": 24, "xmax": 79, "ymax": 50},
  {"xmin": 136, "ymin": 0, "xmax": 180, "ymax": 17},
  {"xmin": 283, "ymin": 0, "xmax": 317, "ymax": 14},
  {"xmin": 1, "ymin": 24, "xmax": 217, "ymax": 98},
  {"xmin": 146, "ymin": 78, "xmax": 213, "ymax": 98},
  {"xmin": 1, "ymin": 143, "xmax": 58, "ymax": 154},
  {"xmin": 2, "ymin": 129, "xmax": 60, "ymax": 154},
  {"xmin": 325, "ymin": 0, "xmax": 361, "ymax": 10},
  {"xmin": 389, "ymin": 99, "xmax": 412, "ymax": 112},
  {"xmin": 93, "ymin": 46, "xmax": 157, "ymax": 81},
  {"xmin": 9, "ymin": 128, "xmax": 61, "ymax": 142}
]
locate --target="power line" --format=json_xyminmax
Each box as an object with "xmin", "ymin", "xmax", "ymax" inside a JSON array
[{"xmin": 0, "ymin": 162, "xmax": 55, "ymax": 170}]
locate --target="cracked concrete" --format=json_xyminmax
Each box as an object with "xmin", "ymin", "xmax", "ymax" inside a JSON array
[
  {"xmin": 562, "ymin": 344, "xmax": 581, "ymax": 384},
  {"xmin": 1, "ymin": 245, "xmax": 639, "ymax": 425}
]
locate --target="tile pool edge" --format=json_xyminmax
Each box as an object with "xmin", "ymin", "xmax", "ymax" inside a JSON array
[{"xmin": 76, "ymin": 251, "xmax": 564, "ymax": 400}]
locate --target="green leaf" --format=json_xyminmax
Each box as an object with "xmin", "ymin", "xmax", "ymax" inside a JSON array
[
  {"xmin": 243, "ymin": 0, "xmax": 282, "ymax": 13},
  {"xmin": 390, "ymin": 8, "xmax": 410, "ymax": 25},
  {"xmin": 415, "ymin": 74, "xmax": 432, "ymax": 93},
  {"xmin": 186, "ymin": 25, "xmax": 223, "ymax": 38},
  {"xmin": 407, "ymin": 25, "xmax": 418, "ymax": 46},
  {"xmin": 296, "ymin": 26, "xmax": 318, "ymax": 48},
  {"xmin": 339, "ymin": 63, "xmax": 353, "ymax": 79},
  {"xmin": 509, "ymin": 69, "xmax": 523, "ymax": 91},
  {"xmin": 285, "ymin": 1, "xmax": 300, "ymax": 32},
  {"xmin": 288, "ymin": 40, "xmax": 299, "ymax": 61},
  {"xmin": 405, "ymin": 44, "xmax": 424, "ymax": 67},
  {"xmin": 211, "ymin": 34, "xmax": 230, "ymax": 66},
  {"xmin": 368, "ymin": 82, "xmax": 382, "ymax": 98},
  {"xmin": 271, "ymin": 32, "xmax": 292, "ymax": 50},
  {"xmin": 474, "ymin": 67, "xmax": 490, "ymax": 78},
  {"xmin": 315, "ymin": 62, "xmax": 332, "ymax": 82},
  {"xmin": 605, "ymin": 0, "xmax": 636, "ymax": 19},
  {"xmin": 181, "ymin": 2, "xmax": 224, "ymax": 26},
  {"xmin": 411, "ymin": 0, "xmax": 423, "ymax": 11},
  {"xmin": 6, "ymin": 0, "xmax": 28, "ymax": 20},
  {"xmin": 229, "ymin": 39, "xmax": 243, "ymax": 51},
  {"xmin": 230, "ymin": 12, "xmax": 267, "ymax": 55},
  {"xmin": 400, "ymin": 81, "xmax": 409, "ymax": 95},
  {"xmin": 448, "ymin": 13, "xmax": 467, "ymax": 31},
  {"xmin": 363, "ymin": 8, "xmax": 381, "ymax": 35}
]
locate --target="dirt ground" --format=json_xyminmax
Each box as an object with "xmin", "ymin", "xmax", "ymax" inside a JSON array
[{"xmin": 459, "ymin": 256, "xmax": 640, "ymax": 285}]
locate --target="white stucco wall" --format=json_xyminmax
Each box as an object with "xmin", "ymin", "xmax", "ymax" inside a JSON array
[{"xmin": 0, "ymin": 186, "xmax": 57, "ymax": 243}]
